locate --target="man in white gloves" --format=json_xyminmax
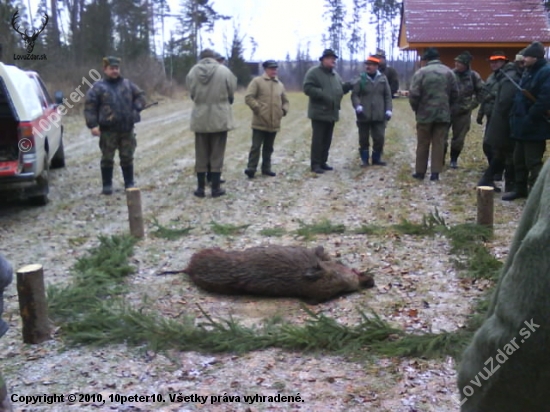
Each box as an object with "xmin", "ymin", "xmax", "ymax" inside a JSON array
[{"xmin": 351, "ymin": 54, "xmax": 393, "ymax": 166}]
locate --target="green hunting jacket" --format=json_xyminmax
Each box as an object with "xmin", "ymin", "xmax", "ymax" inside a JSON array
[
  {"xmin": 478, "ymin": 72, "xmax": 499, "ymax": 122},
  {"xmin": 303, "ymin": 64, "xmax": 351, "ymax": 122},
  {"xmin": 350, "ymin": 71, "xmax": 392, "ymax": 122},
  {"xmin": 409, "ymin": 60, "xmax": 459, "ymax": 124}
]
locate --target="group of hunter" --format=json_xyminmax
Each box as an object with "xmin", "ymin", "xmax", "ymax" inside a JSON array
[{"xmin": 83, "ymin": 41, "xmax": 549, "ymax": 202}]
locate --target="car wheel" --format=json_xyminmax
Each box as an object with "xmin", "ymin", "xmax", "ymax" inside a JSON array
[
  {"xmin": 50, "ymin": 129, "xmax": 65, "ymax": 169},
  {"xmin": 28, "ymin": 157, "xmax": 49, "ymax": 206}
]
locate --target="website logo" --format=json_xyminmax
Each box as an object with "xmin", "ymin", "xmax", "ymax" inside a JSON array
[{"xmin": 11, "ymin": 9, "xmax": 48, "ymax": 60}]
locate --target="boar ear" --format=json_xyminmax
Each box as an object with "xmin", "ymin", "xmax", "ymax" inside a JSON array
[
  {"xmin": 303, "ymin": 266, "xmax": 323, "ymax": 282},
  {"xmin": 314, "ymin": 246, "xmax": 331, "ymax": 261}
]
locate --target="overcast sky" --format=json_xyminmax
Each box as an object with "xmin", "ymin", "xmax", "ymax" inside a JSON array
[{"xmin": 24, "ymin": 0, "xmax": 379, "ymax": 61}]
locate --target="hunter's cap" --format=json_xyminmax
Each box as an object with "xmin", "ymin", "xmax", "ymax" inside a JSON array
[
  {"xmin": 422, "ymin": 47, "xmax": 439, "ymax": 61},
  {"xmin": 523, "ymin": 41, "xmax": 546, "ymax": 59},
  {"xmin": 488, "ymin": 51, "xmax": 508, "ymax": 61},
  {"xmin": 375, "ymin": 48, "xmax": 386, "ymax": 58},
  {"xmin": 319, "ymin": 49, "xmax": 338, "ymax": 61},
  {"xmin": 199, "ymin": 48, "xmax": 216, "ymax": 59},
  {"xmin": 103, "ymin": 56, "xmax": 121, "ymax": 67},
  {"xmin": 455, "ymin": 51, "xmax": 473, "ymax": 66},
  {"xmin": 515, "ymin": 47, "xmax": 527, "ymax": 62},
  {"xmin": 365, "ymin": 55, "xmax": 381, "ymax": 65},
  {"xmin": 262, "ymin": 59, "xmax": 278, "ymax": 68}
]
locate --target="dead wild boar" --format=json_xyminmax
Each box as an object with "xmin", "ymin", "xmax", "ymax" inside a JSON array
[{"xmin": 181, "ymin": 245, "xmax": 374, "ymax": 303}]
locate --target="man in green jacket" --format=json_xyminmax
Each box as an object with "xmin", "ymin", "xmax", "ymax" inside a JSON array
[
  {"xmin": 244, "ymin": 60, "xmax": 289, "ymax": 178},
  {"xmin": 303, "ymin": 49, "xmax": 352, "ymax": 174},
  {"xmin": 409, "ymin": 47, "xmax": 459, "ymax": 181},
  {"xmin": 351, "ymin": 55, "xmax": 393, "ymax": 167},
  {"xmin": 186, "ymin": 48, "xmax": 237, "ymax": 198}
]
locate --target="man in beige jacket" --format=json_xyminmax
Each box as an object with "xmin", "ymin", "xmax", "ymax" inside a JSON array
[
  {"xmin": 186, "ymin": 48, "xmax": 237, "ymax": 197},
  {"xmin": 244, "ymin": 60, "xmax": 289, "ymax": 178}
]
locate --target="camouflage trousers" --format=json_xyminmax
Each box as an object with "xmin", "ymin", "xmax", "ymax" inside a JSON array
[
  {"xmin": 99, "ymin": 130, "xmax": 136, "ymax": 168},
  {"xmin": 446, "ymin": 111, "xmax": 472, "ymax": 155}
]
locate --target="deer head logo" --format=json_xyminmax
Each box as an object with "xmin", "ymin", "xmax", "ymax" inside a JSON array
[{"xmin": 11, "ymin": 10, "xmax": 48, "ymax": 54}]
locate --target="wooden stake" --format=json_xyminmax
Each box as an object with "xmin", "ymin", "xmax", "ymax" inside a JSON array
[
  {"xmin": 0, "ymin": 371, "xmax": 13, "ymax": 412},
  {"xmin": 126, "ymin": 187, "xmax": 144, "ymax": 238},
  {"xmin": 476, "ymin": 186, "xmax": 494, "ymax": 227},
  {"xmin": 16, "ymin": 264, "xmax": 51, "ymax": 344}
]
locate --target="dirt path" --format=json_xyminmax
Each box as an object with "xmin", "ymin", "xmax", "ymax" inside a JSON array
[{"xmin": 0, "ymin": 93, "xmax": 525, "ymax": 411}]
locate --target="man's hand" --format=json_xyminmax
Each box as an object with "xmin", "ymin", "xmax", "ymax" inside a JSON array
[
  {"xmin": 91, "ymin": 127, "xmax": 100, "ymax": 137},
  {"xmin": 385, "ymin": 110, "xmax": 392, "ymax": 121},
  {"xmin": 355, "ymin": 105, "xmax": 363, "ymax": 114},
  {"xmin": 476, "ymin": 114, "xmax": 483, "ymax": 125}
]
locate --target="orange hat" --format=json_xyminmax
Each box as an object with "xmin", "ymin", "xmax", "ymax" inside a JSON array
[{"xmin": 365, "ymin": 55, "xmax": 380, "ymax": 64}]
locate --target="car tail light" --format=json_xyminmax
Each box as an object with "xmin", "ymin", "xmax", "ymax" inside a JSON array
[{"xmin": 18, "ymin": 123, "xmax": 36, "ymax": 172}]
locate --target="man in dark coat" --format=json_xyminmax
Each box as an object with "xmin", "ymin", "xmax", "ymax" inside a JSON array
[
  {"xmin": 0, "ymin": 254, "xmax": 13, "ymax": 412},
  {"xmin": 503, "ymin": 41, "xmax": 550, "ymax": 201},
  {"xmin": 477, "ymin": 52, "xmax": 520, "ymax": 192},
  {"xmin": 303, "ymin": 49, "xmax": 352, "ymax": 174}
]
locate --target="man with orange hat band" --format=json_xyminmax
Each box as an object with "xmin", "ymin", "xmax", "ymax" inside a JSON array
[
  {"xmin": 477, "ymin": 51, "xmax": 520, "ymax": 193},
  {"xmin": 351, "ymin": 55, "xmax": 392, "ymax": 167},
  {"xmin": 447, "ymin": 51, "xmax": 484, "ymax": 169},
  {"xmin": 503, "ymin": 41, "xmax": 550, "ymax": 201}
]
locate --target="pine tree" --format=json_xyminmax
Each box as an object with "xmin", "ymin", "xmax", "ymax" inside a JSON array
[
  {"xmin": 227, "ymin": 27, "xmax": 250, "ymax": 87},
  {"xmin": 178, "ymin": 0, "xmax": 230, "ymax": 61}
]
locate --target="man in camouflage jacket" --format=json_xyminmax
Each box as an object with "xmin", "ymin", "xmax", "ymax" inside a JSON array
[
  {"xmin": 409, "ymin": 48, "xmax": 459, "ymax": 181},
  {"xmin": 84, "ymin": 56, "xmax": 146, "ymax": 195},
  {"xmin": 447, "ymin": 51, "xmax": 484, "ymax": 168}
]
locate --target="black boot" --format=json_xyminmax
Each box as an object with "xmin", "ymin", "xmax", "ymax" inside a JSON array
[
  {"xmin": 359, "ymin": 149, "xmax": 369, "ymax": 167},
  {"xmin": 101, "ymin": 167, "xmax": 113, "ymax": 195},
  {"xmin": 450, "ymin": 149, "xmax": 460, "ymax": 169},
  {"xmin": 502, "ymin": 184, "xmax": 528, "ymax": 201},
  {"xmin": 121, "ymin": 165, "xmax": 135, "ymax": 189},
  {"xmin": 372, "ymin": 151, "xmax": 386, "ymax": 166},
  {"xmin": 194, "ymin": 172, "xmax": 206, "ymax": 198},
  {"xmin": 211, "ymin": 172, "xmax": 226, "ymax": 197},
  {"xmin": 206, "ymin": 171, "xmax": 212, "ymax": 184}
]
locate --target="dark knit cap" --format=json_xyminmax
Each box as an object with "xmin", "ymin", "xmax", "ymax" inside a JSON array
[
  {"xmin": 422, "ymin": 47, "xmax": 439, "ymax": 61},
  {"xmin": 523, "ymin": 41, "xmax": 546, "ymax": 59},
  {"xmin": 455, "ymin": 51, "xmax": 473, "ymax": 66}
]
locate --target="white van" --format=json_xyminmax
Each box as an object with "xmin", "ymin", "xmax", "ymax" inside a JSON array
[{"xmin": 0, "ymin": 62, "xmax": 64, "ymax": 205}]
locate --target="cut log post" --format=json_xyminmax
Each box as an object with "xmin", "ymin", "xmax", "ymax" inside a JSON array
[
  {"xmin": 16, "ymin": 264, "xmax": 50, "ymax": 344},
  {"xmin": 0, "ymin": 371, "xmax": 13, "ymax": 412},
  {"xmin": 126, "ymin": 187, "xmax": 144, "ymax": 238},
  {"xmin": 476, "ymin": 186, "xmax": 494, "ymax": 227}
]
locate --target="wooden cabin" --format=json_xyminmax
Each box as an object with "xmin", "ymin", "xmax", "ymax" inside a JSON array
[{"xmin": 399, "ymin": 0, "xmax": 550, "ymax": 79}]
